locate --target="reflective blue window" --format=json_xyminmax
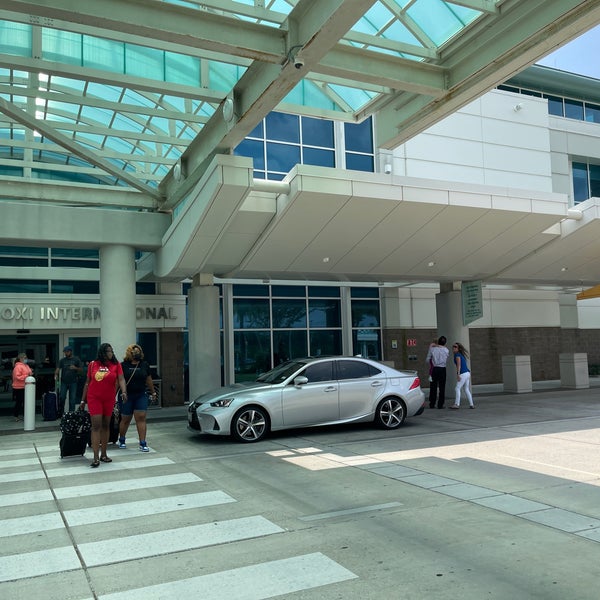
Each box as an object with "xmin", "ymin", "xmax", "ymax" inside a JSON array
[
  {"xmin": 547, "ymin": 95, "xmax": 564, "ymax": 117},
  {"xmin": 308, "ymin": 286, "xmax": 340, "ymax": 298},
  {"xmin": 272, "ymin": 285, "xmax": 305, "ymax": 297},
  {"xmin": 266, "ymin": 142, "xmax": 300, "ymax": 173},
  {"xmin": 272, "ymin": 299, "xmax": 307, "ymax": 328},
  {"xmin": 345, "ymin": 118, "xmax": 373, "ymax": 153},
  {"xmin": 573, "ymin": 162, "xmax": 590, "ymax": 204},
  {"xmin": 346, "ymin": 153, "xmax": 374, "ymax": 172},
  {"xmin": 310, "ymin": 330, "xmax": 342, "ymax": 357},
  {"xmin": 266, "ymin": 112, "xmax": 300, "ymax": 143},
  {"xmin": 302, "ymin": 116, "xmax": 334, "ymax": 147},
  {"xmin": 585, "ymin": 103, "xmax": 600, "ymax": 124},
  {"xmin": 308, "ymin": 299, "xmax": 341, "ymax": 328},
  {"xmin": 304, "ymin": 147, "xmax": 335, "ymax": 168},
  {"xmin": 235, "ymin": 139, "xmax": 265, "ymax": 170},
  {"xmin": 351, "ymin": 300, "xmax": 380, "ymax": 327},
  {"xmin": 232, "ymin": 284, "xmax": 269, "ymax": 296},
  {"xmin": 273, "ymin": 330, "xmax": 307, "ymax": 364},
  {"xmin": 0, "ymin": 279, "xmax": 48, "ymax": 293},
  {"xmin": 233, "ymin": 299, "xmax": 270, "ymax": 329},
  {"xmin": 565, "ymin": 99, "xmax": 584, "ymax": 120}
]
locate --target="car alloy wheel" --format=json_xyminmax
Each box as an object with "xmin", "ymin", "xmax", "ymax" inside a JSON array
[
  {"xmin": 232, "ymin": 406, "xmax": 269, "ymax": 442},
  {"xmin": 375, "ymin": 397, "xmax": 405, "ymax": 429}
]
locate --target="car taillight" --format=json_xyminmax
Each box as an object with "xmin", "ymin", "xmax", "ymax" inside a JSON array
[{"xmin": 409, "ymin": 377, "xmax": 420, "ymax": 390}]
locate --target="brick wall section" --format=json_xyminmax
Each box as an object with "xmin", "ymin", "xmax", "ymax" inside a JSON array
[
  {"xmin": 158, "ymin": 331, "xmax": 185, "ymax": 407},
  {"xmin": 383, "ymin": 327, "xmax": 600, "ymax": 385}
]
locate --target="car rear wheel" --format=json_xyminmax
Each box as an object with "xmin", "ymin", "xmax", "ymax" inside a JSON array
[
  {"xmin": 375, "ymin": 397, "xmax": 406, "ymax": 429},
  {"xmin": 231, "ymin": 406, "xmax": 269, "ymax": 442}
]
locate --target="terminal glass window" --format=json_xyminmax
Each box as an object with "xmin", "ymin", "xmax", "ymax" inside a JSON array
[
  {"xmin": 230, "ymin": 284, "xmax": 345, "ymax": 381},
  {"xmin": 235, "ymin": 111, "xmax": 370, "ymax": 179},
  {"xmin": 573, "ymin": 161, "xmax": 600, "ymax": 204}
]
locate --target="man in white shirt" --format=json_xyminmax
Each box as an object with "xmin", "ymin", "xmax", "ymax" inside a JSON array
[{"xmin": 426, "ymin": 336, "xmax": 449, "ymax": 409}]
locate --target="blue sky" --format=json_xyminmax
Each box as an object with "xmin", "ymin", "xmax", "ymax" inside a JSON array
[{"xmin": 537, "ymin": 25, "xmax": 600, "ymax": 78}]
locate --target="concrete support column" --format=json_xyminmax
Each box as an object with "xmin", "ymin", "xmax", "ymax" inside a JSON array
[
  {"xmin": 188, "ymin": 273, "xmax": 221, "ymax": 399},
  {"xmin": 99, "ymin": 245, "xmax": 136, "ymax": 359},
  {"xmin": 559, "ymin": 293, "xmax": 579, "ymax": 328},
  {"xmin": 560, "ymin": 353, "xmax": 589, "ymax": 389},
  {"xmin": 341, "ymin": 287, "xmax": 353, "ymax": 356},
  {"xmin": 436, "ymin": 282, "xmax": 470, "ymax": 390},
  {"xmin": 502, "ymin": 355, "xmax": 532, "ymax": 393}
]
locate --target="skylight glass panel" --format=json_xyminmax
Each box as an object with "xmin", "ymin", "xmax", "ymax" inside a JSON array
[
  {"xmin": 407, "ymin": 0, "xmax": 463, "ymax": 46},
  {"xmin": 358, "ymin": 4, "xmax": 395, "ymax": 35},
  {"xmin": 283, "ymin": 81, "xmax": 339, "ymax": 112},
  {"xmin": 0, "ymin": 21, "xmax": 31, "ymax": 57},
  {"xmin": 126, "ymin": 45, "xmax": 165, "ymax": 80},
  {"xmin": 86, "ymin": 82, "xmax": 122, "ymax": 102},
  {"xmin": 112, "ymin": 113, "xmax": 145, "ymax": 133},
  {"xmin": 42, "ymin": 29, "xmax": 82, "ymax": 65},
  {"xmin": 51, "ymin": 77, "xmax": 86, "ymax": 93},
  {"xmin": 209, "ymin": 62, "xmax": 246, "ymax": 92},
  {"xmin": 166, "ymin": 54, "xmax": 200, "ymax": 86},
  {"xmin": 328, "ymin": 84, "xmax": 377, "ymax": 111},
  {"xmin": 83, "ymin": 37, "xmax": 125, "ymax": 73}
]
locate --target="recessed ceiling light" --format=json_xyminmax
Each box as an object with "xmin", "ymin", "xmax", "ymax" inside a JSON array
[
  {"xmin": 322, "ymin": 257, "xmax": 330, "ymax": 263},
  {"xmin": 428, "ymin": 261, "xmax": 435, "ymax": 267}
]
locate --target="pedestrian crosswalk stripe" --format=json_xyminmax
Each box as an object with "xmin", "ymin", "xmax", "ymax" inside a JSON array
[
  {"xmin": 0, "ymin": 489, "xmax": 54, "ymax": 508},
  {"xmin": 65, "ymin": 491, "xmax": 236, "ymax": 527},
  {"xmin": 0, "ymin": 492, "xmax": 234, "ymax": 537},
  {"xmin": 0, "ymin": 457, "xmax": 40, "ymax": 469},
  {"xmin": 79, "ymin": 515, "xmax": 285, "ymax": 567},
  {"xmin": 46, "ymin": 457, "xmax": 174, "ymax": 477},
  {"xmin": 53, "ymin": 472, "xmax": 202, "ymax": 500},
  {"xmin": 0, "ymin": 512, "xmax": 64, "ymax": 538},
  {"xmin": 0, "ymin": 471, "xmax": 46, "ymax": 484},
  {"xmin": 98, "ymin": 552, "xmax": 357, "ymax": 599},
  {"xmin": 0, "ymin": 546, "xmax": 81, "ymax": 583}
]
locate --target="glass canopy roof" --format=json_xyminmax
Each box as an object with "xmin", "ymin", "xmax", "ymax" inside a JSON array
[{"xmin": 0, "ymin": 0, "xmax": 596, "ymax": 210}]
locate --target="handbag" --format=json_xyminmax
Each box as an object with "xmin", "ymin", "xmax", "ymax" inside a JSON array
[{"xmin": 115, "ymin": 363, "xmax": 138, "ymax": 411}]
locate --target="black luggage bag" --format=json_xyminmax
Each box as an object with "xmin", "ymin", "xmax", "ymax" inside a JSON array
[
  {"xmin": 42, "ymin": 390, "xmax": 59, "ymax": 421},
  {"xmin": 59, "ymin": 410, "xmax": 92, "ymax": 458},
  {"xmin": 108, "ymin": 410, "xmax": 121, "ymax": 444}
]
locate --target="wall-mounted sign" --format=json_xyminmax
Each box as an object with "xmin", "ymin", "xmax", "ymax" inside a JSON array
[{"xmin": 462, "ymin": 280, "xmax": 483, "ymax": 326}]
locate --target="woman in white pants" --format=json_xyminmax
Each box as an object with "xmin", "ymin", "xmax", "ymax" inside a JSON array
[{"xmin": 450, "ymin": 342, "xmax": 474, "ymax": 409}]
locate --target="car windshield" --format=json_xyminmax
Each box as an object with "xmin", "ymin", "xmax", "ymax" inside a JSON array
[{"xmin": 256, "ymin": 360, "xmax": 306, "ymax": 384}]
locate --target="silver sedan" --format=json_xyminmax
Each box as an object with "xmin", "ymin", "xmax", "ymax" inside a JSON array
[{"xmin": 188, "ymin": 356, "xmax": 425, "ymax": 442}]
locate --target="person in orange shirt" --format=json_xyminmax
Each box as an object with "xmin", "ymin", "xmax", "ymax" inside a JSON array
[{"xmin": 12, "ymin": 353, "xmax": 32, "ymax": 421}]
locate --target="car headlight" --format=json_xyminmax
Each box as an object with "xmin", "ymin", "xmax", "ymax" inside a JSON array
[{"xmin": 209, "ymin": 398, "xmax": 235, "ymax": 408}]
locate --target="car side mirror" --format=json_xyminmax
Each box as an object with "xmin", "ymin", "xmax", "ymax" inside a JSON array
[{"xmin": 293, "ymin": 376, "xmax": 308, "ymax": 387}]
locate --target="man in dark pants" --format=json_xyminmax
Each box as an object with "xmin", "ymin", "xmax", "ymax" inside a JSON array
[{"xmin": 426, "ymin": 336, "xmax": 450, "ymax": 409}]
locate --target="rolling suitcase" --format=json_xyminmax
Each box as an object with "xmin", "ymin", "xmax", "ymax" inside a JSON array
[
  {"xmin": 42, "ymin": 390, "xmax": 59, "ymax": 421},
  {"xmin": 59, "ymin": 410, "xmax": 91, "ymax": 458},
  {"xmin": 108, "ymin": 410, "xmax": 121, "ymax": 444}
]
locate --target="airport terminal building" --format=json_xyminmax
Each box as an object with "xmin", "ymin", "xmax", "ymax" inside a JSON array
[{"xmin": 1, "ymin": 2, "xmax": 600, "ymax": 408}]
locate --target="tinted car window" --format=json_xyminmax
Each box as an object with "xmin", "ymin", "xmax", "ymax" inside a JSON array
[
  {"xmin": 302, "ymin": 362, "xmax": 334, "ymax": 383},
  {"xmin": 337, "ymin": 360, "xmax": 381, "ymax": 380}
]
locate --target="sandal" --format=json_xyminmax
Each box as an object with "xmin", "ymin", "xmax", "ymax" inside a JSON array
[
  {"xmin": 90, "ymin": 460, "xmax": 100, "ymax": 468},
  {"xmin": 99, "ymin": 456, "xmax": 112, "ymax": 463}
]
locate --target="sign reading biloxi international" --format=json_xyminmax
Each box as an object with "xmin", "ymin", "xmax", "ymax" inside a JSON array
[
  {"xmin": 0, "ymin": 298, "xmax": 186, "ymax": 329},
  {"xmin": 461, "ymin": 280, "xmax": 483, "ymax": 326}
]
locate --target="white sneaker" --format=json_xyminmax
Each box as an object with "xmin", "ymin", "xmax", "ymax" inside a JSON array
[{"xmin": 139, "ymin": 443, "xmax": 150, "ymax": 452}]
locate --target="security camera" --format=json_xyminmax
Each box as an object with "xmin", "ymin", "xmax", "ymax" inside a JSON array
[{"xmin": 294, "ymin": 56, "xmax": 305, "ymax": 69}]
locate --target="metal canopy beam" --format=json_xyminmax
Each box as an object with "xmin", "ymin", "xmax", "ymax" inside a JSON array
[
  {"xmin": 158, "ymin": 0, "xmax": 378, "ymax": 210},
  {"xmin": 0, "ymin": 97, "xmax": 160, "ymax": 198},
  {"xmin": 375, "ymin": 0, "xmax": 600, "ymax": 148}
]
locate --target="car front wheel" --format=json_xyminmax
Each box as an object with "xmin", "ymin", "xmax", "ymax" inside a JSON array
[
  {"xmin": 375, "ymin": 397, "xmax": 406, "ymax": 429},
  {"xmin": 231, "ymin": 406, "xmax": 269, "ymax": 442}
]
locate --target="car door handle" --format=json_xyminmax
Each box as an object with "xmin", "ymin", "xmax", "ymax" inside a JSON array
[
  {"xmin": 324, "ymin": 386, "xmax": 337, "ymax": 392},
  {"xmin": 371, "ymin": 381, "xmax": 383, "ymax": 387}
]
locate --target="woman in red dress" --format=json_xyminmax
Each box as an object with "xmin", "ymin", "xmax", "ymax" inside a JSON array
[{"xmin": 80, "ymin": 343, "xmax": 127, "ymax": 467}]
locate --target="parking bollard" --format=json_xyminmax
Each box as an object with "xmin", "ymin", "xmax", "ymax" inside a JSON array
[{"xmin": 24, "ymin": 376, "xmax": 36, "ymax": 431}]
